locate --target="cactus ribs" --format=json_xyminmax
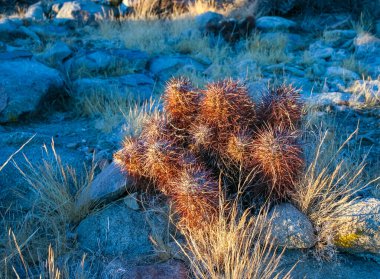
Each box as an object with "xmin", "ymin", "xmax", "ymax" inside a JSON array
[{"xmin": 115, "ymin": 77, "xmax": 303, "ymax": 228}]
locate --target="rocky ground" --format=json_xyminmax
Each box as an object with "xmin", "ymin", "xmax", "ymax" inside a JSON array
[{"xmin": 1, "ymin": 0, "xmax": 380, "ymax": 278}]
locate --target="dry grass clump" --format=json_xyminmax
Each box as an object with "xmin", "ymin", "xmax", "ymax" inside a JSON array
[
  {"xmin": 1, "ymin": 141, "xmax": 94, "ymax": 277},
  {"xmin": 178, "ymin": 197, "xmax": 292, "ymax": 279},
  {"xmin": 291, "ymin": 128, "xmax": 380, "ymax": 260},
  {"xmin": 115, "ymin": 77, "xmax": 304, "ymax": 228}
]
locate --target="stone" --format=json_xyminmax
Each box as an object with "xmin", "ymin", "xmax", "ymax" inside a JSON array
[
  {"xmin": 103, "ymin": 259, "xmax": 188, "ymax": 279},
  {"xmin": 0, "ymin": 18, "xmax": 18, "ymax": 40},
  {"xmin": 0, "ymin": 50, "xmax": 33, "ymax": 60},
  {"xmin": 76, "ymin": 162, "xmax": 129, "ymax": 210},
  {"xmin": 149, "ymin": 55, "xmax": 208, "ymax": 80},
  {"xmin": 326, "ymin": 66, "xmax": 360, "ymax": 81},
  {"xmin": 312, "ymin": 47, "xmax": 334, "ymax": 60},
  {"xmin": 323, "ymin": 29, "xmax": 356, "ymax": 47},
  {"xmin": 66, "ymin": 49, "xmax": 149, "ymax": 78},
  {"xmin": 256, "ymin": 16, "xmax": 296, "ymax": 32},
  {"xmin": 24, "ymin": 1, "xmax": 45, "ymax": 21},
  {"xmin": 123, "ymin": 193, "xmax": 140, "ymax": 210},
  {"xmin": 76, "ymin": 200, "xmax": 166, "ymax": 257},
  {"xmin": 38, "ymin": 41, "xmax": 72, "ymax": 64},
  {"xmin": 56, "ymin": 0, "xmax": 117, "ymax": 23},
  {"xmin": 195, "ymin": 11, "xmax": 223, "ymax": 31},
  {"xmin": 354, "ymin": 33, "xmax": 380, "ymax": 78},
  {"xmin": 334, "ymin": 198, "xmax": 380, "ymax": 261},
  {"xmin": 0, "ymin": 60, "xmax": 64, "ymax": 123},
  {"xmin": 72, "ymin": 74, "xmax": 154, "ymax": 101},
  {"xmin": 308, "ymin": 92, "xmax": 351, "ymax": 107},
  {"xmin": 269, "ymin": 203, "xmax": 317, "ymax": 249},
  {"xmin": 261, "ymin": 32, "xmax": 307, "ymax": 51},
  {"xmin": 346, "ymin": 79, "xmax": 380, "ymax": 105}
]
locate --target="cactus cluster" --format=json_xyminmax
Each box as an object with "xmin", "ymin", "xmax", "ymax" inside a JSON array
[{"xmin": 114, "ymin": 78, "xmax": 304, "ymax": 228}]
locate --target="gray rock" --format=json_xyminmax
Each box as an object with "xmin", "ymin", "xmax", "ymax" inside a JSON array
[
  {"xmin": 149, "ymin": 55, "xmax": 208, "ymax": 80},
  {"xmin": 334, "ymin": 198, "xmax": 380, "ymax": 261},
  {"xmin": 312, "ymin": 47, "xmax": 334, "ymax": 60},
  {"xmin": 354, "ymin": 33, "xmax": 380, "ymax": 78},
  {"xmin": 269, "ymin": 203, "xmax": 317, "ymax": 249},
  {"xmin": 29, "ymin": 24, "xmax": 71, "ymax": 38},
  {"xmin": 55, "ymin": 0, "xmax": 118, "ymax": 23},
  {"xmin": 0, "ymin": 50, "xmax": 33, "ymax": 60},
  {"xmin": 323, "ymin": 29, "xmax": 356, "ymax": 47},
  {"xmin": 0, "ymin": 18, "xmax": 18, "ymax": 40},
  {"xmin": 66, "ymin": 49, "xmax": 149, "ymax": 78},
  {"xmin": 326, "ymin": 66, "xmax": 360, "ymax": 80},
  {"xmin": 261, "ymin": 32, "xmax": 307, "ymax": 51},
  {"xmin": 103, "ymin": 259, "xmax": 188, "ymax": 279},
  {"xmin": 195, "ymin": 11, "xmax": 223, "ymax": 31},
  {"xmin": 76, "ymin": 162, "xmax": 129, "ymax": 210},
  {"xmin": 0, "ymin": 60, "xmax": 64, "ymax": 123},
  {"xmin": 76, "ymin": 200, "xmax": 165, "ymax": 257},
  {"xmin": 256, "ymin": 16, "xmax": 296, "ymax": 31},
  {"xmin": 38, "ymin": 41, "xmax": 72, "ymax": 64},
  {"xmin": 24, "ymin": 1, "xmax": 45, "ymax": 21},
  {"xmin": 72, "ymin": 74, "xmax": 154, "ymax": 101},
  {"xmin": 308, "ymin": 92, "xmax": 351, "ymax": 107}
]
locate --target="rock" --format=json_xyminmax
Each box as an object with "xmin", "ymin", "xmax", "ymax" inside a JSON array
[
  {"xmin": 18, "ymin": 26, "xmax": 42, "ymax": 45},
  {"xmin": 334, "ymin": 198, "xmax": 380, "ymax": 261},
  {"xmin": 354, "ymin": 33, "xmax": 380, "ymax": 78},
  {"xmin": 256, "ymin": 16, "xmax": 296, "ymax": 32},
  {"xmin": 56, "ymin": 0, "xmax": 117, "ymax": 23},
  {"xmin": 76, "ymin": 200, "xmax": 165, "ymax": 257},
  {"xmin": 123, "ymin": 193, "xmax": 140, "ymax": 210},
  {"xmin": 323, "ymin": 29, "xmax": 356, "ymax": 47},
  {"xmin": 29, "ymin": 24, "xmax": 72, "ymax": 38},
  {"xmin": 102, "ymin": 259, "xmax": 188, "ymax": 279},
  {"xmin": 66, "ymin": 49, "xmax": 149, "ymax": 78},
  {"xmin": 326, "ymin": 66, "xmax": 360, "ymax": 80},
  {"xmin": 195, "ymin": 11, "xmax": 223, "ymax": 31},
  {"xmin": 0, "ymin": 18, "xmax": 18, "ymax": 40},
  {"xmin": 376, "ymin": 20, "xmax": 380, "ymax": 37},
  {"xmin": 24, "ymin": 1, "xmax": 45, "ymax": 21},
  {"xmin": 261, "ymin": 32, "xmax": 307, "ymax": 51},
  {"xmin": 76, "ymin": 162, "xmax": 129, "ymax": 210},
  {"xmin": 308, "ymin": 92, "xmax": 351, "ymax": 107},
  {"xmin": 72, "ymin": 74, "xmax": 154, "ymax": 101},
  {"xmin": 38, "ymin": 41, "xmax": 72, "ymax": 64},
  {"xmin": 269, "ymin": 203, "xmax": 317, "ymax": 249},
  {"xmin": 312, "ymin": 47, "xmax": 334, "ymax": 60},
  {"xmin": 149, "ymin": 55, "xmax": 208, "ymax": 80},
  {"xmin": 0, "ymin": 50, "xmax": 33, "ymax": 60},
  {"xmin": 0, "ymin": 60, "xmax": 65, "ymax": 123}
]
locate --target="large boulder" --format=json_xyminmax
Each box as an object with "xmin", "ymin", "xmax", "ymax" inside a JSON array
[
  {"xmin": 72, "ymin": 74, "xmax": 155, "ymax": 101},
  {"xmin": 0, "ymin": 59, "xmax": 65, "ymax": 123},
  {"xmin": 66, "ymin": 49, "xmax": 149, "ymax": 78},
  {"xmin": 76, "ymin": 199, "xmax": 167, "ymax": 257},
  {"xmin": 269, "ymin": 203, "xmax": 317, "ymax": 249},
  {"xmin": 334, "ymin": 198, "xmax": 380, "ymax": 260}
]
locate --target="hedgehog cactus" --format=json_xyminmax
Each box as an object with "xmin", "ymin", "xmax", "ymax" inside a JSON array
[{"xmin": 115, "ymin": 78, "xmax": 304, "ymax": 228}]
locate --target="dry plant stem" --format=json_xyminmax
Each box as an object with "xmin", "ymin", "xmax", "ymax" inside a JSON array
[{"xmin": 176, "ymin": 194, "xmax": 293, "ymax": 279}]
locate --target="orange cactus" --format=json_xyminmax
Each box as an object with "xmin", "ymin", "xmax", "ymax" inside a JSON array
[
  {"xmin": 257, "ymin": 84, "xmax": 302, "ymax": 130},
  {"xmin": 250, "ymin": 126, "xmax": 304, "ymax": 198},
  {"xmin": 163, "ymin": 77, "xmax": 200, "ymax": 130},
  {"xmin": 115, "ymin": 78, "xmax": 305, "ymax": 228}
]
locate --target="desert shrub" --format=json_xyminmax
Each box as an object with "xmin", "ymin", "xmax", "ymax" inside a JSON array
[{"xmin": 115, "ymin": 77, "xmax": 304, "ymax": 228}]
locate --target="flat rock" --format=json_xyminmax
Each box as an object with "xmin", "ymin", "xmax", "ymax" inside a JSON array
[
  {"xmin": 354, "ymin": 33, "xmax": 380, "ymax": 78},
  {"xmin": 0, "ymin": 60, "xmax": 65, "ymax": 123},
  {"xmin": 269, "ymin": 203, "xmax": 317, "ymax": 249},
  {"xmin": 76, "ymin": 162, "xmax": 129, "ymax": 210},
  {"xmin": 72, "ymin": 74, "xmax": 154, "ymax": 101},
  {"xmin": 334, "ymin": 198, "xmax": 380, "ymax": 261},
  {"xmin": 24, "ymin": 1, "xmax": 45, "ymax": 21},
  {"xmin": 76, "ymin": 200, "xmax": 166, "ymax": 257},
  {"xmin": 195, "ymin": 11, "xmax": 223, "ymax": 31},
  {"xmin": 38, "ymin": 41, "xmax": 72, "ymax": 64},
  {"xmin": 256, "ymin": 16, "xmax": 296, "ymax": 31},
  {"xmin": 149, "ymin": 55, "xmax": 208, "ymax": 81},
  {"xmin": 66, "ymin": 49, "xmax": 149, "ymax": 78},
  {"xmin": 326, "ymin": 66, "xmax": 360, "ymax": 80}
]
